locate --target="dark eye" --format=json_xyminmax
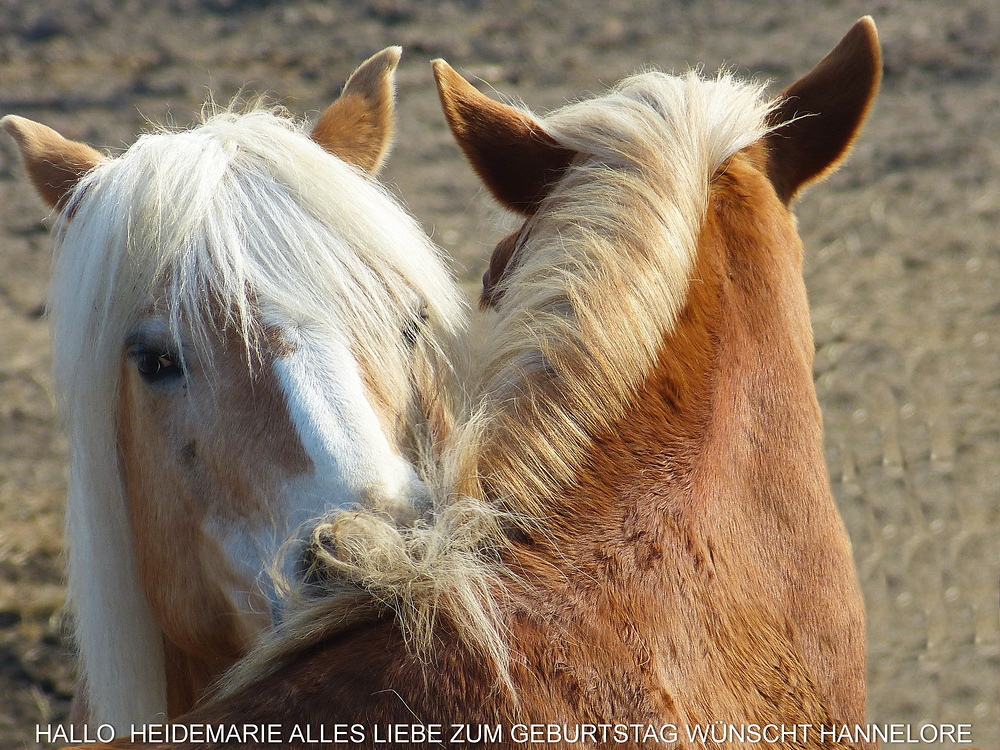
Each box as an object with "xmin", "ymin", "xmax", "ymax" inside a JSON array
[
  {"xmin": 128, "ymin": 346, "xmax": 183, "ymax": 384},
  {"xmin": 402, "ymin": 304, "xmax": 429, "ymax": 348}
]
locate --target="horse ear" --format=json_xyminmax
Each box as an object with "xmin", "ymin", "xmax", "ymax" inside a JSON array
[
  {"xmin": 311, "ymin": 46, "xmax": 402, "ymax": 174},
  {"xmin": 765, "ymin": 16, "xmax": 881, "ymax": 204},
  {"xmin": 1, "ymin": 115, "xmax": 104, "ymax": 209},
  {"xmin": 432, "ymin": 59, "xmax": 576, "ymax": 215}
]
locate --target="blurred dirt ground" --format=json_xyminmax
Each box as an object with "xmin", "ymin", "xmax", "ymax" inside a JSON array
[{"xmin": 0, "ymin": 1, "xmax": 997, "ymax": 748}]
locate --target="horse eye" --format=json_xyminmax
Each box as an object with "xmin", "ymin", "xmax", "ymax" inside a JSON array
[
  {"xmin": 129, "ymin": 347, "xmax": 183, "ymax": 384},
  {"xmin": 402, "ymin": 304, "xmax": 429, "ymax": 348}
]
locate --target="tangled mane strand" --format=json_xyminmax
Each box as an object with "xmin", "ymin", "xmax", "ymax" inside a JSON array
[
  {"xmin": 217, "ymin": 490, "xmax": 516, "ymax": 700},
  {"xmin": 51, "ymin": 103, "xmax": 464, "ymax": 726}
]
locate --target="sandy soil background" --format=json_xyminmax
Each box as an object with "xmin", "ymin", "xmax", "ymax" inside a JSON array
[{"xmin": 0, "ymin": 1, "xmax": 996, "ymax": 748}]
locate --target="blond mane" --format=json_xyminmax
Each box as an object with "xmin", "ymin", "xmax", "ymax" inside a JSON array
[
  {"xmin": 52, "ymin": 105, "xmax": 464, "ymax": 726},
  {"xmin": 458, "ymin": 71, "xmax": 774, "ymax": 514},
  {"xmin": 216, "ymin": 71, "xmax": 778, "ymax": 699}
]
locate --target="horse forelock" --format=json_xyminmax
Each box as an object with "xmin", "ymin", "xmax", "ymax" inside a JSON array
[
  {"xmin": 58, "ymin": 107, "xmax": 461, "ymax": 375},
  {"xmin": 49, "ymin": 105, "xmax": 464, "ymax": 726},
  {"xmin": 52, "ymin": 106, "xmax": 465, "ymax": 463}
]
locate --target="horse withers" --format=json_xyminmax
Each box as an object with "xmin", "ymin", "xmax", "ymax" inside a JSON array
[
  {"xmin": 3, "ymin": 48, "xmax": 465, "ymax": 730},
  {"xmin": 54, "ymin": 18, "xmax": 882, "ymax": 749}
]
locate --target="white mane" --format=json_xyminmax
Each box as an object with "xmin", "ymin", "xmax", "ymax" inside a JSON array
[{"xmin": 49, "ymin": 107, "xmax": 463, "ymax": 727}]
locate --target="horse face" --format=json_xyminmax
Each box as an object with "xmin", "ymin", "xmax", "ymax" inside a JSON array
[
  {"xmin": 4, "ymin": 46, "xmax": 449, "ymax": 725},
  {"xmin": 115, "ymin": 306, "xmax": 427, "ymax": 659},
  {"xmin": 116, "ymin": 314, "xmax": 287, "ymax": 683}
]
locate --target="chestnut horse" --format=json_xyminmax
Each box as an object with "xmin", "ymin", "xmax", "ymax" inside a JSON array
[
  {"xmin": 59, "ymin": 18, "xmax": 880, "ymax": 749},
  {"xmin": 2, "ymin": 49, "xmax": 465, "ymax": 731}
]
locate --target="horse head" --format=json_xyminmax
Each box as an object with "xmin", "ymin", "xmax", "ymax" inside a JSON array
[{"xmin": 3, "ymin": 47, "xmax": 465, "ymax": 728}]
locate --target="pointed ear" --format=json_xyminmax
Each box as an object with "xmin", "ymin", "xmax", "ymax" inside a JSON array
[
  {"xmin": 765, "ymin": 16, "xmax": 881, "ymax": 204},
  {"xmin": 311, "ymin": 46, "xmax": 401, "ymax": 174},
  {"xmin": 432, "ymin": 59, "xmax": 576, "ymax": 215},
  {"xmin": 1, "ymin": 115, "xmax": 104, "ymax": 209}
]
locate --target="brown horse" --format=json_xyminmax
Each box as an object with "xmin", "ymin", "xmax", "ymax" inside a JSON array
[
  {"xmin": 59, "ymin": 18, "xmax": 880, "ymax": 749},
  {"xmin": 3, "ymin": 49, "xmax": 466, "ymax": 730}
]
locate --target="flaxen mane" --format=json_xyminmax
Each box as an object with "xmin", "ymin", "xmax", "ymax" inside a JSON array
[
  {"xmin": 452, "ymin": 71, "xmax": 776, "ymax": 513},
  {"xmin": 216, "ymin": 70, "xmax": 778, "ymax": 699},
  {"xmin": 51, "ymin": 105, "xmax": 463, "ymax": 723}
]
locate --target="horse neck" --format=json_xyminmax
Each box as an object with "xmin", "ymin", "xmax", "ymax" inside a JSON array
[
  {"xmin": 503, "ymin": 152, "xmax": 866, "ymax": 727},
  {"xmin": 491, "ymin": 151, "xmax": 826, "ymax": 530}
]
